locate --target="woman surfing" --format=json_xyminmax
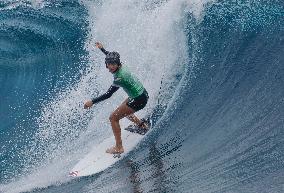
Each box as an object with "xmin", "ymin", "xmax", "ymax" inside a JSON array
[{"xmin": 84, "ymin": 42, "xmax": 149, "ymax": 154}]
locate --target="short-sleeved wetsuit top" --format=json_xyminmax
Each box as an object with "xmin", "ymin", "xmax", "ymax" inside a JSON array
[
  {"xmin": 91, "ymin": 47, "xmax": 147, "ymax": 109},
  {"xmin": 112, "ymin": 66, "xmax": 144, "ymax": 99}
]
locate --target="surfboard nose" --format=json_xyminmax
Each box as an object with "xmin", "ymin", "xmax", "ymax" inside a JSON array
[{"xmin": 69, "ymin": 171, "xmax": 79, "ymax": 177}]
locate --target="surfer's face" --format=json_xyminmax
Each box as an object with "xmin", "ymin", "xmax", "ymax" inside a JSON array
[{"xmin": 106, "ymin": 63, "xmax": 119, "ymax": 73}]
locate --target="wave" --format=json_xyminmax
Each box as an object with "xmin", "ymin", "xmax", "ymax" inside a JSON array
[
  {"xmin": 0, "ymin": 0, "xmax": 88, "ymax": 187},
  {"xmin": 0, "ymin": 0, "xmax": 283, "ymax": 193},
  {"xmin": 1, "ymin": 0, "xmax": 191, "ymax": 192}
]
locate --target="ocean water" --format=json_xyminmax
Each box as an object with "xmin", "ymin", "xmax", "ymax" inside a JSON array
[{"xmin": 0, "ymin": 0, "xmax": 283, "ymax": 193}]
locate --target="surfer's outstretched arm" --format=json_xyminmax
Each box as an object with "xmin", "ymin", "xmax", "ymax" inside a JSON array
[
  {"xmin": 84, "ymin": 85, "xmax": 119, "ymax": 109},
  {"xmin": 95, "ymin": 42, "xmax": 109, "ymax": 55},
  {"xmin": 92, "ymin": 85, "xmax": 119, "ymax": 104}
]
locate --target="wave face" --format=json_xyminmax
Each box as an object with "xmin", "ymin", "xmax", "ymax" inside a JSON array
[
  {"xmin": 0, "ymin": 0, "xmax": 88, "ymax": 186},
  {"xmin": 1, "ymin": 0, "xmax": 284, "ymax": 193}
]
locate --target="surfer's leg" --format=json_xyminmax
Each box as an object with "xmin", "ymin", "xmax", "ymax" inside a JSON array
[
  {"xmin": 108, "ymin": 102, "xmax": 136, "ymax": 154},
  {"xmin": 126, "ymin": 114, "xmax": 140, "ymax": 125},
  {"xmin": 126, "ymin": 114, "xmax": 148, "ymax": 129},
  {"xmin": 121, "ymin": 99, "xmax": 146, "ymax": 128},
  {"xmin": 121, "ymin": 99, "xmax": 142, "ymax": 125}
]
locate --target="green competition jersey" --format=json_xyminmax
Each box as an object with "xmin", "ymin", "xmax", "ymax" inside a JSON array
[{"xmin": 113, "ymin": 66, "xmax": 144, "ymax": 99}]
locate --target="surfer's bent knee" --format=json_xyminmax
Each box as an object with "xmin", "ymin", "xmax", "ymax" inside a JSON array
[{"xmin": 109, "ymin": 113, "xmax": 119, "ymax": 122}]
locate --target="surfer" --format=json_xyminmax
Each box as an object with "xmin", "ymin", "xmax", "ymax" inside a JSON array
[{"xmin": 84, "ymin": 42, "xmax": 149, "ymax": 154}]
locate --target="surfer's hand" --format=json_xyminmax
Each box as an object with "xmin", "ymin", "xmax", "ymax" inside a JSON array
[
  {"xmin": 95, "ymin": 42, "xmax": 103, "ymax": 49},
  {"xmin": 84, "ymin": 100, "xmax": 93, "ymax": 109}
]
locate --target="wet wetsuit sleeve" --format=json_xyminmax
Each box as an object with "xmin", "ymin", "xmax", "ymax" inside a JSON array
[
  {"xmin": 100, "ymin": 47, "xmax": 109, "ymax": 55},
  {"xmin": 91, "ymin": 85, "xmax": 119, "ymax": 104}
]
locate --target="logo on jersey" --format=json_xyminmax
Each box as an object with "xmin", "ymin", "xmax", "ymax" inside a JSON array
[{"xmin": 114, "ymin": 77, "xmax": 122, "ymax": 81}]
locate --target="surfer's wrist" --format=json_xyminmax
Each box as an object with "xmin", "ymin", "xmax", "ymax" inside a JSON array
[{"xmin": 100, "ymin": 47, "xmax": 108, "ymax": 55}]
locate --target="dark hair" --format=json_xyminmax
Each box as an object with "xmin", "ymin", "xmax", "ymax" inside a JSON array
[{"xmin": 105, "ymin": 52, "xmax": 121, "ymax": 66}]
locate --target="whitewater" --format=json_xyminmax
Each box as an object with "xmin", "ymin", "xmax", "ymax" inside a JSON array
[{"xmin": 0, "ymin": 0, "xmax": 283, "ymax": 193}]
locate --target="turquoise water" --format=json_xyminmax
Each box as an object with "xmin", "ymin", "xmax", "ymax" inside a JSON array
[{"xmin": 0, "ymin": 0, "xmax": 283, "ymax": 192}]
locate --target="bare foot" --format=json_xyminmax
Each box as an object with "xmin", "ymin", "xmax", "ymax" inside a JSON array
[
  {"xmin": 126, "ymin": 121, "xmax": 149, "ymax": 131},
  {"xmin": 138, "ymin": 120, "xmax": 149, "ymax": 129},
  {"xmin": 141, "ymin": 122, "xmax": 149, "ymax": 129},
  {"xmin": 106, "ymin": 146, "xmax": 124, "ymax": 154}
]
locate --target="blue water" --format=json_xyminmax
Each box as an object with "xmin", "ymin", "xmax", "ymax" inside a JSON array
[{"xmin": 0, "ymin": 0, "xmax": 283, "ymax": 193}]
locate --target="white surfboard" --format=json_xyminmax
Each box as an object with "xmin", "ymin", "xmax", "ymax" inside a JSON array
[{"xmin": 69, "ymin": 128, "xmax": 146, "ymax": 177}]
